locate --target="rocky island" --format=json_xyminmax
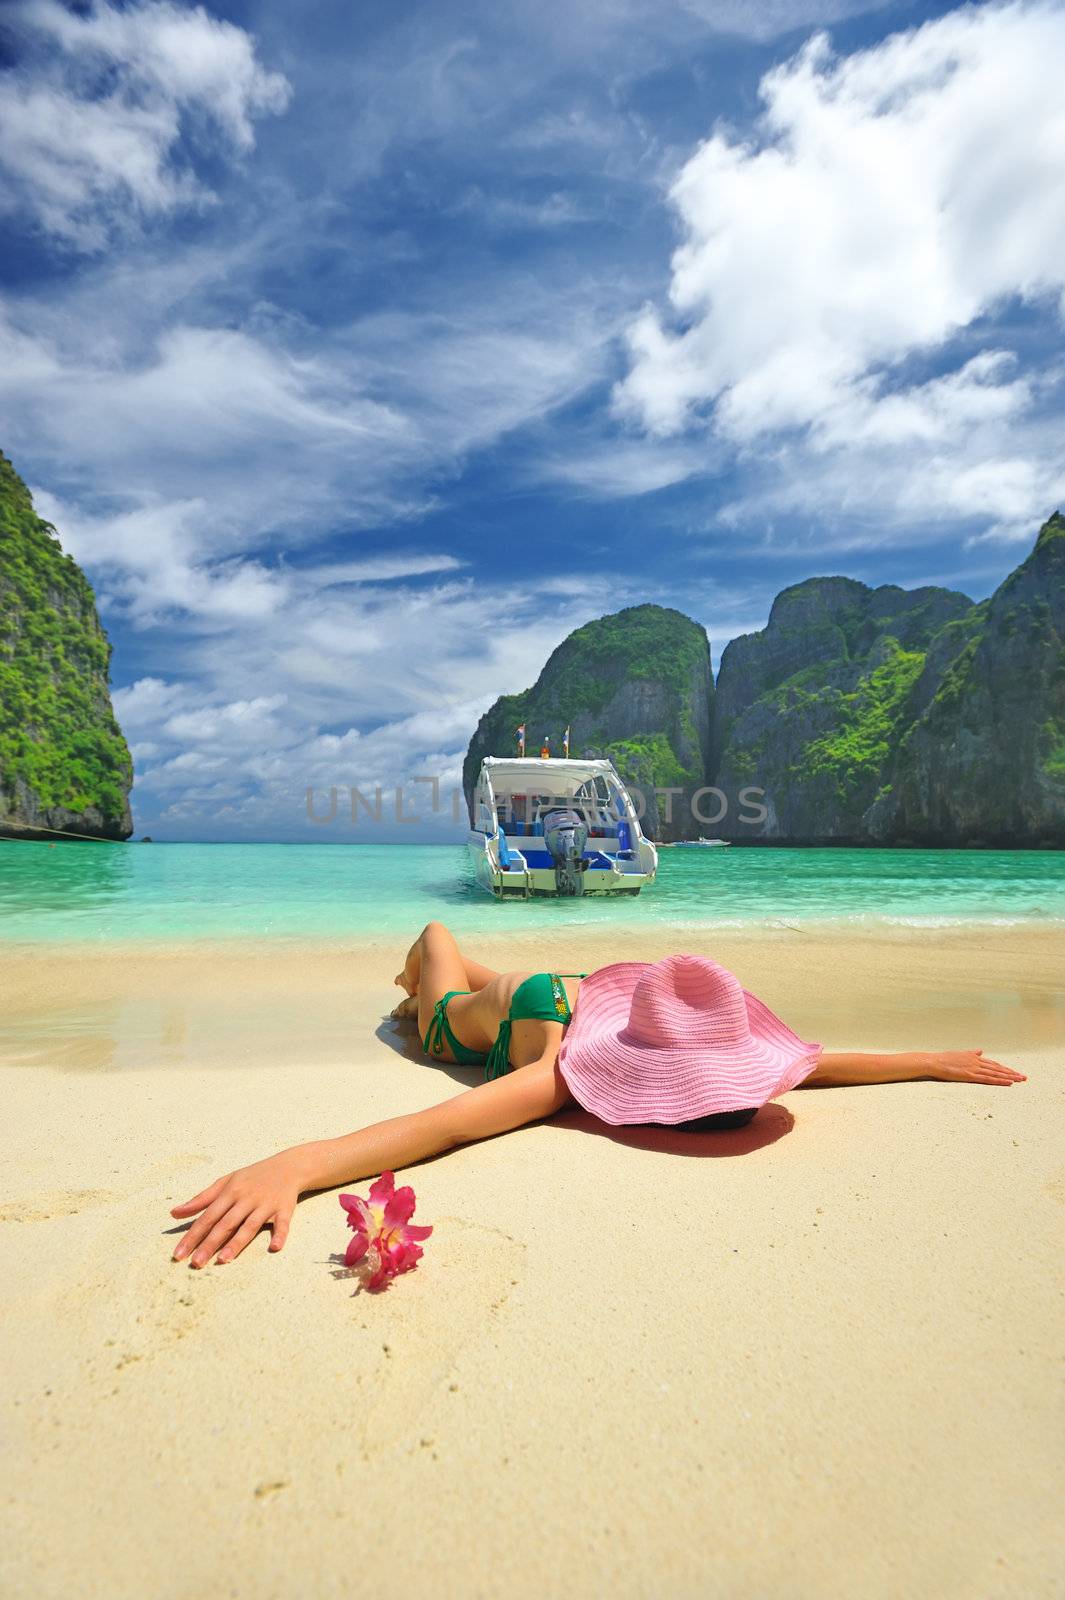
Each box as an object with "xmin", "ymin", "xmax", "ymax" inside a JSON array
[
  {"xmin": 0, "ymin": 450, "xmax": 133, "ymax": 841},
  {"xmin": 466, "ymin": 516, "xmax": 1065, "ymax": 847}
]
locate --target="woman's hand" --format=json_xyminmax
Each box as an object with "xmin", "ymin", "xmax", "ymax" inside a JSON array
[
  {"xmin": 926, "ymin": 1050, "xmax": 1026, "ymax": 1085},
  {"xmin": 170, "ymin": 1149, "xmax": 309, "ymax": 1268}
]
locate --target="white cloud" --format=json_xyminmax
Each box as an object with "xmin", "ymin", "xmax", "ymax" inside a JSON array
[
  {"xmin": 616, "ymin": 2, "xmax": 1065, "ymax": 536},
  {"xmin": 304, "ymin": 555, "xmax": 465, "ymax": 586},
  {"xmin": 30, "ymin": 493, "xmax": 465, "ymax": 627},
  {"xmin": 348, "ymin": 311, "xmax": 611, "ymax": 454},
  {"xmin": 163, "ymin": 694, "xmax": 288, "ymax": 746},
  {"xmin": 29, "ymin": 490, "xmax": 291, "ymax": 623},
  {"xmin": 678, "ymin": 0, "xmax": 899, "ymax": 42},
  {"xmin": 811, "ymin": 352, "xmax": 1033, "ymax": 451},
  {"xmin": 113, "ymin": 572, "xmax": 628, "ymax": 839},
  {"xmin": 542, "ymin": 437, "xmax": 715, "ymax": 497},
  {"xmin": 452, "ymin": 185, "xmax": 594, "ymax": 229},
  {"xmin": 714, "ymin": 360, "xmax": 1065, "ymax": 546},
  {"xmin": 0, "ymin": 0, "xmax": 289, "ymax": 248},
  {"xmin": 111, "ymin": 676, "xmax": 187, "ymax": 728},
  {"xmin": 0, "ymin": 268, "xmax": 617, "ymax": 639}
]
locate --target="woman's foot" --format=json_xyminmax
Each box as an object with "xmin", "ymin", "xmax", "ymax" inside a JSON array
[
  {"xmin": 390, "ymin": 994, "xmax": 419, "ymax": 1023},
  {"xmin": 395, "ymin": 971, "xmax": 416, "ymax": 997}
]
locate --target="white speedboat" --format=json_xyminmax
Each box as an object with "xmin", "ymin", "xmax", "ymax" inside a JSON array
[
  {"xmin": 467, "ymin": 757, "xmax": 658, "ymax": 899},
  {"xmin": 675, "ymin": 837, "xmax": 732, "ymax": 847}
]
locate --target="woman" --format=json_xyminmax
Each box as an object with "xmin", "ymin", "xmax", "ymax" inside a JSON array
[{"xmin": 171, "ymin": 920, "xmax": 1024, "ymax": 1268}]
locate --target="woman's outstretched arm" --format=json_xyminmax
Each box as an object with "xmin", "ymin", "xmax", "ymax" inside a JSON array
[
  {"xmin": 802, "ymin": 1049, "xmax": 1026, "ymax": 1088},
  {"xmin": 170, "ymin": 1059, "xmax": 571, "ymax": 1269}
]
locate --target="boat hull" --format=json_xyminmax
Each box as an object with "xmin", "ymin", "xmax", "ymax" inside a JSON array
[{"xmin": 467, "ymin": 834, "xmax": 654, "ymax": 899}]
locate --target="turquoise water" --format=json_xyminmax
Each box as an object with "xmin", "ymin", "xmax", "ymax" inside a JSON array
[{"xmin": 0, "ymin": 841, "xmax": 1063, "ymax": 944}]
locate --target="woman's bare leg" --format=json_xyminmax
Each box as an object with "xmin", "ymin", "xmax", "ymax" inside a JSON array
[
  {"xmin": 459, "ymin": 953, "xmax": 500, "ymax": 991},
  {"xmin": 396, "ymin": 922, "xmax": 500, "ymax": 1038},
  {"xmin": 396, "ymin": 924, "xmax": 498, "ymax": 1000}
]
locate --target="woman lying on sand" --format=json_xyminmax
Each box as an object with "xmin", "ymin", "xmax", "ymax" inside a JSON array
[{"xmin": 171, "ymin": 920, "xmax": 1024, "ymax": 1268}]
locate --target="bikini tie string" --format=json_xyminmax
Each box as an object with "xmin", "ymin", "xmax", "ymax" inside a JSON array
[
  {"xmin": 425, "ymin": 999, "xmax": 448, "ymax": 1057},
  {"xmin": 484, "ymin": 1020, "xmax": 512, "ymax": 1081}
]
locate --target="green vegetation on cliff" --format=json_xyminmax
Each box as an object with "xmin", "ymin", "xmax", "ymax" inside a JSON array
[
  {"xmin": 600, "ymin": 732, "xmax": 691, "ymax": 790},
  {"xmin": 879, "ymin": 511, "xmax": 1065, "ymax": 843},
  {"xmin": 803, "ymin": 642, "xmax": 927, "ymax": 801},
  {"xmin": 713, "ymin": 576, "xmax": 977, "ymax": 839},
  {"xmin": 714, "ymin": 514, "xmax": 1065, "ymax": 844},
  {"xmin": 527, "ymin": 605, "xmax": 711, "ymax": 721},
  {"xmin": 1042, "ymin": 720, "xmax": 1065, "ymax": 778},
  {"xmin": 0, "ymin": 451, "xmax": 132, "ymax": 832}
]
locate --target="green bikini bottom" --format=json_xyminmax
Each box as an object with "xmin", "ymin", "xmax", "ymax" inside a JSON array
[{"xmin": 422, "ymin": 972, "xmax": 587, "ymax": 1082}]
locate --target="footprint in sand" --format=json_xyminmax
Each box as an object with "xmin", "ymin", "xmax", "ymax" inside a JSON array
[
  {"xmin": 342, "ymin": 1216, "xmax": 526, "ymax": 1458},
  {"xmin": 0, "ymin": 1188, "xmax": 120, "ymax": 1223},
  {"xmin": 0, "ymin": 1156, "xmax": 210, "ymax": 1224}
]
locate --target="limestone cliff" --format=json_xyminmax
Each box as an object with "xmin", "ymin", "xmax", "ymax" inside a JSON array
[
  {"xmin": 0, "ymin": 450, "xmax": 133, "ymax": 841},
  {"xmin": 463, "ymin": 604, "xmax": 713, "ymax": 842},
  {"xmin": 712, "ymin": 579, "xmax": 974, "ymax": 841},
  {"xmin": 461, "ymin": 517, "xmax": 1064, "ymax": 849},
  {"xmin": 867, "ymin": 514, "xmax": 1065, "ymax": 845}
]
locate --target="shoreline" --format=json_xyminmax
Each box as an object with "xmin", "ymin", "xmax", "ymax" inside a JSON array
[
  {"xmin": 2, "ymin": 924, "xmax": 1063, "ymax": 1070},
  {"xmin": 2, "ymin": 912, "xmax": 1065, "ymax": 951}
]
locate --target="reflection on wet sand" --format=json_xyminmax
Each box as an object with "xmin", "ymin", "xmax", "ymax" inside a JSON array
[{"xmin": 1, "ymin": 927, "xmax": 1062, "ymax": 1071}]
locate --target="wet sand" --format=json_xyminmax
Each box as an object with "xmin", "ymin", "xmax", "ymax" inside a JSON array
[{"xmin": 1, "ymin": 926, "xmax": 1063, "ymax": 1598}]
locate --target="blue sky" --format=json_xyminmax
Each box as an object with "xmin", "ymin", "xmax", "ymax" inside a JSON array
[{"xmin": 1, "ymin": 0, "xmax": 1063, "ymax": 840}]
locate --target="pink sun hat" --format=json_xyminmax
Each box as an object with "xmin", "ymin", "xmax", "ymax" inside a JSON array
[{"xmin": 557, "ymin": 954, "xmax": 822, "ymax": 1126}]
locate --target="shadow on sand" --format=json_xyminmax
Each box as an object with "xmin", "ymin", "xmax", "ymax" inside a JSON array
[
  {"xmin": 550, "ymin": 1101, "xmax": 793, "ymax": 1157},
  {"xmin": 374, "ymin": 1015, "xmax": 482, "ymax": 1087}
]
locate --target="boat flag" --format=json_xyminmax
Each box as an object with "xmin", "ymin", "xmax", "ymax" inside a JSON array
[
  {"xmin": 563, "ymin": 725, "xmax": 570, "ymax": 758},
  {"xmin": 516, "ymin": 723, "xmax": 526, "ymax": 756},
  {"xmin": 540, "ymin": 735, "xmax": 551, "ymax": 759}
]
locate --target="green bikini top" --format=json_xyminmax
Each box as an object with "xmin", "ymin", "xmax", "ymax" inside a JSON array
[
  {"xmin": 484, "ymin": 971, "xmax": 586, "ymax": 1081},
  {"xmin": 423, "ymin": 972, "xmax": 587, "ymax": 1082}
]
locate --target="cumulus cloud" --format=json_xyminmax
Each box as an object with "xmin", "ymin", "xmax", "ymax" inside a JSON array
[
  {"xmin": 29, "ymin": 490, "xmax": 291, "ymax": 624},
  {"xmin": 102, "ymin": 542, "xmax": 637, "ymax": 840},
  {"xmin": 0, "ymin": 272, "xmax": 613, "ymax": 626},
  {"xmin": 0, "ymin": 0, "xmax": 289, "ymax": 248},
  {"xmin": 616, "ymin": 2, "xmax": 1065, "ymax": 536},
  {"xmin": 108, "ymin": 569, "xmax": 632, "ymax": 839}
]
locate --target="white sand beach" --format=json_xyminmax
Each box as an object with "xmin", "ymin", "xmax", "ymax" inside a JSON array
[{"xmin": 1, "ymin": 927, "xmax": 1063, "ymax": 1599}]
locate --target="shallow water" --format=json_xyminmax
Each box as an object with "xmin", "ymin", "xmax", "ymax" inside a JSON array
[{"xmin": 1, "ymin": 840, "xmax": 1063, "ymax": 944}]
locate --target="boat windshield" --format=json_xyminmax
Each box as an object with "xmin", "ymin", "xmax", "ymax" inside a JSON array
[{"xmin": 491, "ymin": 775, "xmax": 622, "ymax": 835}]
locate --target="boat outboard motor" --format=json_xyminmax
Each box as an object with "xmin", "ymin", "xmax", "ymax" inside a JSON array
[{"xmin": 541, "ymin": 808, "xmax": 589, "ymax": 896}]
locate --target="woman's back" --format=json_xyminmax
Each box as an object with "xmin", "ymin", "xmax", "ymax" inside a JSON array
[{"xmin": 449, "ymin": 970, "xmax": 583, "ymax": 1065}]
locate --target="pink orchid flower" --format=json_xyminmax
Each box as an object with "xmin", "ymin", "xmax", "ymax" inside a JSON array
[{"xmin": 339, "ymin": 1171, "xmax": 433, "ymax": 1291}]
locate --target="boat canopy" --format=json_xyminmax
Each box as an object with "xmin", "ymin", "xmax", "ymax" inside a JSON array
[{"xmin": 479, "ymin": 757, "xmax": 617, "ymax": 795}]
